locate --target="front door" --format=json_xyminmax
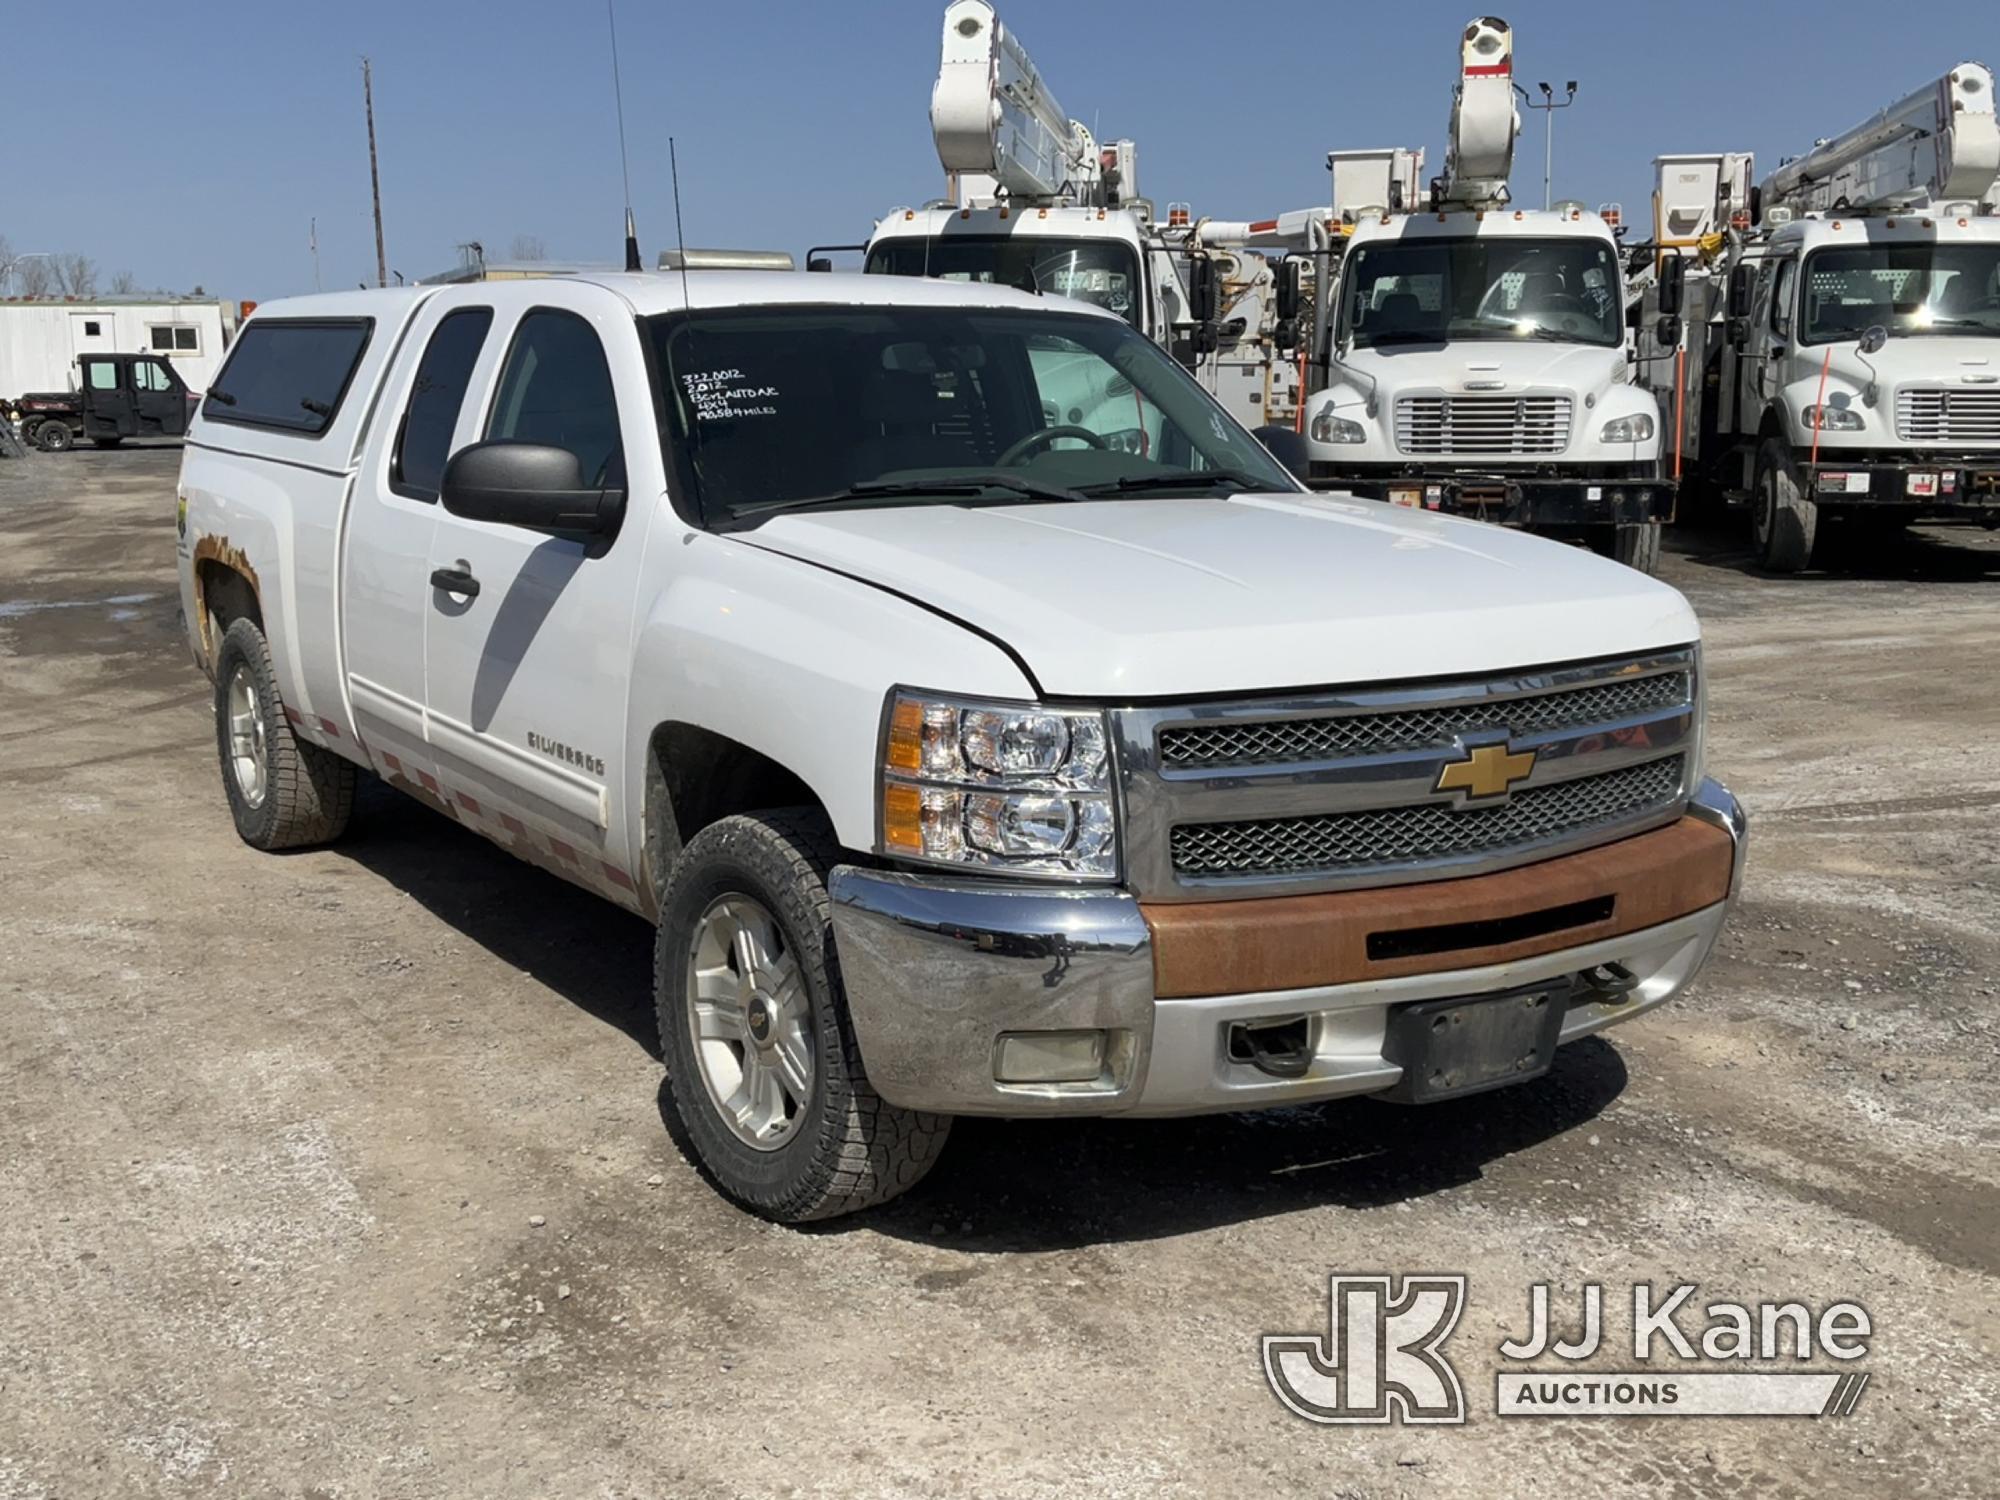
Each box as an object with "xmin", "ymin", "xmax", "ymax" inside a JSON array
[
  {"xmin": 77, "ymin": 357, "xmax": 134, "ymax": 437},
  {"xmin": 421, "ymin": 290, "xmax": 652, "ymax": 900},
  {"xmin": 129, "ymin": 357, "xmax": 188, "ymax": 436}
]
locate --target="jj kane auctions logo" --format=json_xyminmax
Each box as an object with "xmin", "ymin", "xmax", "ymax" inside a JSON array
[{"xmin": 1265, "ymin": 1275, "xmax": 1873, "ymax": 1424}]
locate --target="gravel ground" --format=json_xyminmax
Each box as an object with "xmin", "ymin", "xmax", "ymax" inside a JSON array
[{"xmin": 1, "ymin": 445, "xmax": 1996, "ymax": 1499}]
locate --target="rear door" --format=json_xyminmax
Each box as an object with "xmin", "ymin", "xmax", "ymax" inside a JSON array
[
  {"xmin": 129, "ymin": 357, "xmax": 186, "ymax": 435},
  {"xmin": 420, "ymin": 283, "xmax": 656, "ymax": 899},
  {"xmin": 78, "ymin": 357, "xmax": 134, "ymax": 437}
]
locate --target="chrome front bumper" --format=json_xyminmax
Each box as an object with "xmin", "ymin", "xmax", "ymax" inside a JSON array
[{"xmin": 828, "ymin": 777, "xmax": 1747, "ymax": 1118}]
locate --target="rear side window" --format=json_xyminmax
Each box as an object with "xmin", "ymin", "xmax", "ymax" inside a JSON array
[
  {"xmin": 392, "ymin": 308, "xmax": 493, "ymax": 501},
  {"xmin": 485, "ymin": 309, "xmax": 623, "ymax": 487},
  {"xmin": 203, "ymin": 319, "xmax": 373, "ymax": 436}
]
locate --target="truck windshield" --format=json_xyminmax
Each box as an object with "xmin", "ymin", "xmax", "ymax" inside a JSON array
[
  {"xmin": 647, "ymin": 304, "xmax": 1295, "ymax": 525},
  {"xmin": 1341, "ymin": 236, "xmax": 1622, "ymax": 349},
  {"xmin": 1801, "ymin": 243, "xmax": 2000, "ymax": 343},
  {"xmin": 864, "ymin": 236, "xmax": 1143, "ymax": 326}
]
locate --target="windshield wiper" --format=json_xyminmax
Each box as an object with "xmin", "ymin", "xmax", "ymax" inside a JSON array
[
  {"xmin": 1357, "ymin": 331, "xmax": 1445, "ymax": 347},
  {"xmin": 1073, "ymin": 468, "xmax": 1268, "ymax": 497},
  {"xmin": 732, "ymin": 473, "xmax": 1084, "ymax": 518}
]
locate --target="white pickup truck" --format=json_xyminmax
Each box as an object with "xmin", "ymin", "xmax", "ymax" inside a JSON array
[{"xmin": 175, "ymin": 270, "xmax": 1745, "ymax": 1222}]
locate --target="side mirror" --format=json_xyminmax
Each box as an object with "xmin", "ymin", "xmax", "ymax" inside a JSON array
[
  {"xmin": 1275, "ymin": 259, "xmax": 1303, "ymax": 324},
  {"xmin": 1858, "ymin": 324, "xmax": 1888, "ymax": 356},
  {"xmin": 440, "ymin": 441, "xmax": 625, "ymax": 538},
  {"xmin": 1657, "ymin": 255, "xmax": 1685, "ymax": 316},
  {"xmin": 807, "ymin": 257, "xmax": 833, "ymax": 273},
  {"xmin": 1726, "ymin": 264, "xmax": 1751, "ymax": 320},
  {"xmin": 1251, "ymin": 424, "xmax": 1311, "ymax": 484},
  {"xmin": 1656, "ymin": 314, "xmax": 1683, "ymax": 348},
  {"xmin": 1186, "ymin": 255, "xmax": 1220, "ymax": 325}
]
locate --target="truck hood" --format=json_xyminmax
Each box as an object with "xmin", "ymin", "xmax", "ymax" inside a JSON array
[{"xmin": 747, "ymin": 494, "xmax": 1697, "ymax": 698}]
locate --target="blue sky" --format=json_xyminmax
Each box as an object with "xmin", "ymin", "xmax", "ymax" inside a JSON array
[{"xmin": 9, "ymin": 0, "xmax": 1996, "ymax": 301}]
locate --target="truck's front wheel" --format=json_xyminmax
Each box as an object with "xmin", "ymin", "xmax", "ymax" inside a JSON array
[
  {"xmin": 1753, "ymin": 438, "xmax": 1816, "ymax": 573},
  {"xmin": 213, "ymin": 617, "xmax": 356, "ymax": 849},
  {"xmin": 655, "ymin": 810, "xmax": 950, "ymax": 1222},
  {"xmin": 1609, "ymin": 520, "xmax": 1662, "ymax": 574}
]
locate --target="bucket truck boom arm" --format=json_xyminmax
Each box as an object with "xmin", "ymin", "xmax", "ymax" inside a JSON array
[
  {"xmin": 1762, "ymin": 63, "xmax": 2000, "ymax": 215},
  {"xmin": 1435, "ymin": 16, "xmax": 1520, "ymax": 209}
]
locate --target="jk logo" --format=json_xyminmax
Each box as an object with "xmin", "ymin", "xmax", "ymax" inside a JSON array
[{"xmin": 1263, "ymin": 1274, "xmax": 1467, "ymax": 1425}]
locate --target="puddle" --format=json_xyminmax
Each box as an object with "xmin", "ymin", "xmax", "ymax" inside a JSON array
[{"xmin": 0, "ymin": 592, "xmax": 158, "ymax": 621}]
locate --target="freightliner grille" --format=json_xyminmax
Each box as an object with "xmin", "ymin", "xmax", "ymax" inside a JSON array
[
  {"xmin": 1895, "ymin": 388, "xmax": 2000, "ymax": 444},
  {"xmin": 1395, "ymin": 394, "xmax": 1573, "ymax": 455},
  {"xmin": 1169, "ymin": 756, "xmax": 1686, "ymax": 880}
]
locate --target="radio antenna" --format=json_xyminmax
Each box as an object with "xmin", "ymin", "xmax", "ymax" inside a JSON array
[
  {"xmin": 607, "ymin": 0, "xmax": 641, "ymax": 272},
  {"xmin": 669, "ymin": 135, "xmax": 706, "ymax": 516}
]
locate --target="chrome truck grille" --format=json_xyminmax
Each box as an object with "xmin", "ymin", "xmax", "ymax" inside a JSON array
[
  {"xmin": 1895, "ymin": 388, "xmax": 2000, "ymax": 444},
  {"xmin": 1111, "ymin": 650, "xmax": 1697, "ymax": 901},
  {"xmin": 1395, "ymin": 395, "xmax": 1573, "ymax": 455}
]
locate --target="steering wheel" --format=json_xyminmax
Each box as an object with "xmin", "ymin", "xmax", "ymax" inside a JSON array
[{"xmin": 996, "ymin": 425, "xmax": 1109, "ymax": 466}]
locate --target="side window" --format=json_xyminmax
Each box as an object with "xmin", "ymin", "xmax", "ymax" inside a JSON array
[
  {"xmin": 175, "ymin": 326, "xmax": 200, "ymax": 351},
  {"xmin": 392, "ymin": 308, "xmax": 494, "ymax": 502},
  {"xmin": 203, "ymin": 319, "xmax": 372, "ymax": 435},
  {"xmin": 134, "ymin": 360, "xmax": 175, "ymax": 392},
  {"xmin": 149, "ymin": 327, "xmax": 175, "ymax": 351},
  {"xmin": 1772, "ymin": 260, "xmax": 1796, "ymax": 337},
  {"xmin": 484, "ymin": 309, "xmax": 623, "ymax": 486},
  {"xmin": 86, "ymin": 361, "xmax": 118, "ymax": 391}
]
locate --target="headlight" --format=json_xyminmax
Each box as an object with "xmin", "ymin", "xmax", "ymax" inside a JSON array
[
  {"xmin": 1310, "ymin": 409, "xmax": 1367, "ymax": 444},
  {"xmin": 1600, "ymin": 413, "xmax": 1655, "ymax": 443},
  {"xmin": 880, "ymin": 690, "xmax": 1117, "ymax": 878},
  {"xmin": 1801, "ymin": 404, "xmax": 1864, "ymax": 431}
]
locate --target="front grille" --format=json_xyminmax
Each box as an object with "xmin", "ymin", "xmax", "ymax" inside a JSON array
[
  {"xmin": 1395, "ymin": 395, "xmax": 1573, "ymax": 455},
  {"xmin": 1896, "ymin": 387, "xmax": 2000, "ymax": 444},
  {"xmin": 1170, "ymin": 756, "xmax": 1685, "ymax": 880},
  {"xmin": 1159, "ymin": 671, "xmax": 1690, "ymax": 771}
]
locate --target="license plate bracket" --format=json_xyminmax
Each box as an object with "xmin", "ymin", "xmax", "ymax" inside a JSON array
[{"xmin": 1379, "ymin": 984, "xmax": 1569, "ymax": 1103}]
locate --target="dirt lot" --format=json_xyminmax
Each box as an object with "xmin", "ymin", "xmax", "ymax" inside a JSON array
[{"xmin": 2, "ymin": 445, "xmax": 1996, "ymax": 1499}]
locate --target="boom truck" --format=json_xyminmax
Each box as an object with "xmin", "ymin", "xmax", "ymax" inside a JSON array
[
  {"xmin": 1260, "ymin": 19, "xmax": 1675, "ymax": 571},
  {"xmin": 855, "ymin": 0, "xmax": 1309, "ymax": 439},
  {"xmin": 1635, "ymin": 64, "xmax": 2000, "ymax": 570}
]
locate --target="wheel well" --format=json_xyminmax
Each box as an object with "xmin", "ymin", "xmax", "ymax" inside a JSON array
[
  {"xmin": 643, "ymin": 723, "xmax": 825, "ymax": 902},
  {"xmin": 1757, "ymin": 405, "xmax": 1789, "ymax": 444},
  {"xmin": 194, "ymin": 559, "xmax": 262, "ymax": 669}
]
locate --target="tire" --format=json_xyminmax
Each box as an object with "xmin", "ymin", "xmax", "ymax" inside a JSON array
[
  {"xmin": 213, "ymin": 616, "xmax": 356, "ymax": 850},
  {"xmin": 654, "ymin": 809, "xmax": 950, "ymax": 1222},
  {"xmin": 1609, "ymin": 520, "xmax": 1662, "ymax": 574},
  {"xmin": 34, "ymin": 421, "xmax": 73, "ymax": 453},
  {"xmin": 1752, "ymin": 437, "xmax": 1816, "ymax": 573}
]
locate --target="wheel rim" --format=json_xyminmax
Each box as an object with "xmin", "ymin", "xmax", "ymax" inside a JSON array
[
  {"xmin": 225, "ymin": 664, "xmax": 268, "ymax": 807},
  {"xmin": 684, "ymin": 895, "xmax": 813, "ymax": 1151}
]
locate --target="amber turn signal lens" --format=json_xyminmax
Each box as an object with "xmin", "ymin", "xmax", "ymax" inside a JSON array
[
  {"xmin": 886, "ymin": 698, "xmax": 925, "ymax": 773},
  {"xmin": 882, "ymin": 782, "xmax": 924, "ymax": 852}
]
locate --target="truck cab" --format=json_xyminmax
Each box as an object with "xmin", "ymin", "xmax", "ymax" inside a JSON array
[{"xmin": 14, "ymin": 352, "xmax": 196, "ymax": 451}]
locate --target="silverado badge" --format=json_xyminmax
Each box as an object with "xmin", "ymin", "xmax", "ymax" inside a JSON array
[{"xmin": 1434, "ymin": 742, "xmax": 1537, "ymax": 803}]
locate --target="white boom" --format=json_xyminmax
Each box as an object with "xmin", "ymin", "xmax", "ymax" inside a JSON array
[
  {"xmin": 929, "ymin": 0, "xmax": 1123, "ymax": 208},
  {"xmin": 1437, "ymin": 16, "xmax": 1520, "ymax": 209},
  {"xmin": 1762, "ymin": 63, "xmax": 2000, "ymax": 215}
]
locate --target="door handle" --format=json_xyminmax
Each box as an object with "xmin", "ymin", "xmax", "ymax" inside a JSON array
[{"xmin": 430, "ymin": 564, "xmax": 480, "ymax": 599}]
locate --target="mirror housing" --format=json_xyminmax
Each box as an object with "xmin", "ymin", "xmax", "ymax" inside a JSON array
[
  {"xmin": 1274, "ymin": 259, "xmax": 1303, "ymax": 323},
  {"xmin": 1656, "ymin": 314, "xmax": 1683, "ymax": 348},
  {"xmin": 1186, "ymin": 255, "xmax": 1220, "ymax": 325},
  {"xmin": 1858, "ymin": 324, "xmax": 1889, "ymax": 355},
  {"xmin": 1726, "ymin": 264, "xmax": 1752, "ymax": 320},
  {"xmin": 1252, "ymin": 424, "xmax": 1311, "ymax": 484},
  {"xmin": 439, "ymin": 442, "xmax": 624, "ymax": 538},
  {"xmin": 807, "ymin": 256, "xmax": 833, "ymax": 273},
  {"xmin": 1657, "ymin": 255, "xmax": 1685, "ymax": 316}
]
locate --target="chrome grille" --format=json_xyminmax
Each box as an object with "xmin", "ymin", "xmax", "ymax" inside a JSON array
[
  {"xmin": 1170, "ymin": 757, "xmax": 1685, "ymax": 880},
  {"xmin": 1395, "ymin": 395, "xmax": 1573, "ymax": 455},
  {"xmin": 1895, "ymin": 388, "xmax": 2000, "ymax": 444},
  {"xmin": 1159, "ymin": 671, "xmax": 1690, "ymax": 771}
]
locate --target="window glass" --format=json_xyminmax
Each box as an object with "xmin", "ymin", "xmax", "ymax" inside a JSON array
[
  {"xmin": 649, "ymin": 305, "xmax": 1295, "ymax": 523},
  {"xmin": 1772, "ymin": 260, "xmax": 1796, "ymax": 335},
  {"xmin": 84, "ymin": 321, "xmax": 102, "ymax": 337},
  {"xmin": 1341, "ymin": 237, "xmax": 1623, "ymax": 348},
  {"xmin": 865, "ymin": 237, "xmax": 1144, "ymax": 326},
  {"xmin": 1803, "ymin": 243, "xmax": 2000, "ymax": 343},
  {"xmin": 150, "ymin": 327, "xmax": 175, "ymax": 350},
  {"xmin": 86, "ymin": 361, "xmax": 118, "ymax": 391},
  {"xmin": 134, "ymin": 360, "xmax": 174, "ymax": 392},
  {"xmin": 174, "ymin": 326, "xmax": 199, "ymax": 351},
  {"xmin": 202, "ymin": 319, "xmax": 372, "ymax": 435},
  {"xmin": 393, "ymin": 308, "xmax": 493, "ymax": 501},
  {"xmin": 485, "ymin": 310, "xmax": 623, "ymax": 486}
]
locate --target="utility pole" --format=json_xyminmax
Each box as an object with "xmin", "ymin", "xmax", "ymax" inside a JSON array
[
  {"xmin": 1516, "ymin": 79, "xmax": 1578, "ymax": 210},
  {"xmin": 362, "ymin": 57, "xmax": 387, "ymax": 288}
]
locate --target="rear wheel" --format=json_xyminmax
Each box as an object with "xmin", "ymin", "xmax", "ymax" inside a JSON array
[
  {"xmin": 1753, "ymin": 438, "xmax": 1816, "ymax": 573},
  {"xmin": 1609, "ymin": 520, "xmax": 1662, "ymax": 574},
  {"xmin": 34, "ymin": 421, "xmax": 73, "ymax": 453},
  {"xmin": 213, "ymin": 617, "xmax": 356, "ymax": 849},
  {"xmin": 654, "ymin": 809, "xmax": 949, "ymax": 1222}
]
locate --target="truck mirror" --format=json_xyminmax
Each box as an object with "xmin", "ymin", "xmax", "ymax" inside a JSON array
[
  {"xmin": 1655, "ymin": 314, "xmax": 1683, "ymax": 348},
  {"xmin": 1251, "ymin": 424, "xmax": 1311, "ymax": 483},
  {"xmin": 1858, "ymin": 324, "xmax": 1889, "ymax": 356},
  {"xmin": 1726, "ymin": 264, "xmax": 1751, "ymax": 320},
  {"xmin": 1275, "ymin": 260, "xmax": 1303, "ymax": 324},
  {"xmin": 440, "ymin": 441, "xmax": 626, "ymax": 539},
  {"xmin": 1657, "ymin": 255, "xmax": 1685, "ymax": 317},
  {"xmin": 1186, "ymin": 256, "xmax": 1220, "ymax": 325},
  {"xmin": 807, "ymin": 257, "xmax": 833, "ymax": 273}
]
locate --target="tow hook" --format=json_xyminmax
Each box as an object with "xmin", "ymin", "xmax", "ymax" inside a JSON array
[
  {"xmin": 1577, "ymin": 961, "xmax": 1640, "ymax": 1004},
  {"xmin": 1228, "ymin": 1016, "xmax": 1313, "ymax": 1079}
]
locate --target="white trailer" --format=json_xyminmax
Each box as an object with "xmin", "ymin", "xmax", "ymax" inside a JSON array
[
  {"xmin": 1638, "ymin": 62, "xmax": 2000, "ymax": 570},
  {"xmin": 0, "ymin": 299, "xmax": 234, "ymax": 399}
]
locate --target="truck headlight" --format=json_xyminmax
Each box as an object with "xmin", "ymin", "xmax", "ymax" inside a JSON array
[
  {"xmin": 880, "ymin": 691, "xmax": 1117, "ymax": 878},
  {"xmin": 1802, "ymin": 404, "xmax": 1865, "ymax": 432},
  {"xmin": 1310, "ymin": 409, "xmax": 1367, "ymax": 444},
  {"xmin": 1600, "ymin": 413, "xmax": 1655, "ymax": 443}
]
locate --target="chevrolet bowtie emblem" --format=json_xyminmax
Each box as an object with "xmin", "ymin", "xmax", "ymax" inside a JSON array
[{"xmin": 1435, "ymin": 742, "xmax": 1537, "ymax": 803}]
